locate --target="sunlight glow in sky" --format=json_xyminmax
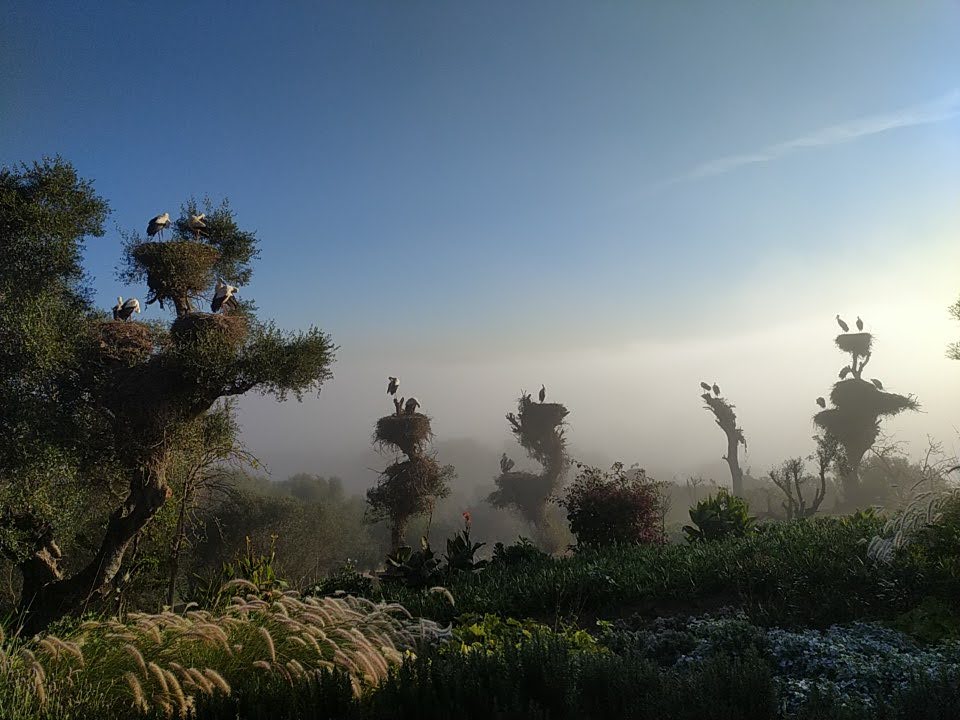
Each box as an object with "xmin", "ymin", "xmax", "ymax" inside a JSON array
[{"xmin": 3, "ymin": 1, "xmax": 959, "ymax": 487}]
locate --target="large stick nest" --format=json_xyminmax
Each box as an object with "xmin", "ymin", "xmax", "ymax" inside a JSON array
[
  {"xmin": 515, "ymin": 401, "xmax": 569, "ymax": 437},
  {"xmin": 171, "ymin": 312, "xmax": 249, "ymax": 350},
  {"xmin": 131, "ymin": 240, "xmax": 220, "ymax": 307},
  {"xmin": 487, "ymin": 470, "xmax": 557, "ymax": 523},
  {"xmin": 835, "ymin": 332, "xmax": 873, "ymax": 357},
  {"xmin": 375, "ymin": 413, "xmax": 432, "ymax": 456},
  {"xmin": 366, "ymin": 455, "xmax": 451, "ymax": 519},
  {"xmin": 90, "ymin": 320, "xmax": 154, "ymax": 366}
]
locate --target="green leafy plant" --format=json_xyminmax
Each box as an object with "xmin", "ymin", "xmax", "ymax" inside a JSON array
[
  {"xmin": 381, "ymin": 536, "xmax": 443, "ymax": 589},
  {"xmin": 444, "ymin": 515, "xmax": 488, "ymax": 576},
  {"xmin": 491, "ymin": 536, "xmax": 548, "ymax": 567},
  {"xmin": 683, "ymin": 489, "xmax": 755, "ymax": 542}
]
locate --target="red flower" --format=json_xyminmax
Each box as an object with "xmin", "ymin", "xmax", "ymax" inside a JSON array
[{"xmin": 462, "ymin": 510, "xmax": 472, "ymax": 527}]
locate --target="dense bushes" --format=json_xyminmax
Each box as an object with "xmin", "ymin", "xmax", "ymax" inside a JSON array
[
  {"xmin": 558, "ymin": 462, "xmax": 666, "ymax": 547},
  {"xmin": 683, "ymin": 488, "xmax": 755, "ymax": 542}
]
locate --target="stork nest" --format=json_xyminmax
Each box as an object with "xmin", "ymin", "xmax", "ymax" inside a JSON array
[
  {"xmin": 835, "ymin": 332, "xmax": 873, "ymax": 357},
  {"xmin": 702, "ymin": 394, "xmax": 737, "ymax": 428},
  {"xmin": 375, "ymin": 413, "xmax": 433, "ymax": 456},
  {"xmin": 131, "ymin": 240, "xmax": 220, "ymax": 307},
  {"xmin": 171, "ymin": 312, "xmax": 249, "ymax": 350},
  {"xmin": 90, "ymin": 320, "xmax": 154, "ymax": 366},
  {"xmin": 488, "ymin": 470, "xmax": 558, "ymax": 519},
  {"xmin": 367, "ymin": 455, "xmax": 451, "ymax": 518},
  {"xmin": 515, "ymin": 402, "xmax": 569, "ymax": 436},
  {"xmin": 816, "ymin": 379, "xmax": 919, "ymax": 465}
]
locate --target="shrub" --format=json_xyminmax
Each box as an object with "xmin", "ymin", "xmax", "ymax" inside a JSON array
[
  {"xmin": 307, "ymin": 560, "xmax": 375, "ymax": 599},
  {"xmin": 491, "ymin": 536, "xmax": 550, "ymax": 567},
  {"xmin": 558, "ymin": 462, "xmax": 666, "ymax": 548},
  {"xmin": 683, "ymin": 488, "xmax": 754, "ymax": 542},
  {"xmin": 380, "ymin": 536, "xmax": 443, "ymax": 589}
]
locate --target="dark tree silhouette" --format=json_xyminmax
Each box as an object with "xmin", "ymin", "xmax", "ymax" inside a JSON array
[
  {"xmin": 366, "ymin": 400, "xmax": 453, "ymax": 551},
  {"xmin": 814, "ymin": 318, "xmax": 918, "ymax": 506},
  {"xmin": 1, "ymin": 160, "xmax": 336, "ymax": 632},
  {"xmin": 488, "ymin": 391, "xmax": 569, "ymax": 537},
  {"xmin": 699, "ymin": 384, "xmax": 747, "ymax": 497}
]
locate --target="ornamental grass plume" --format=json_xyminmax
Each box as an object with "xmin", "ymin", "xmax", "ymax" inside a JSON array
[{"xmin": 0, "ymin": 588, "xmax": 445, "ymax": 717}]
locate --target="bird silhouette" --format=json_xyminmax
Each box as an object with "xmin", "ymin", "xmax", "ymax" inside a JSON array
[
  {"xmin": 839, "ymin": 366, "xmax": 852, "ymax": 379},
  {"xmin": 539, "ymin": 385, "xmax": 546, "ymax": 403},
  {"xmin": 816, "ymin": 397, "xmax": 826, "ymax": 409},
  {"xmin": 387, "ymin": 377, "xmax": 399, "ymax": 395},
  {"xmin": 712, "ymin": 383, "xmax": 720, "ymax": 396},
  {"xmin": 836, "ymin": 315, "xmax": 850, "ymax": 333},
  {"xmin": 856, "ymin": 316, "xmax": 864, "ymax": 331},
  {"xmin": 700, "ymin": 381, "xmax": 711, "ymax": 391},
  {"xmin": 871, "ymin": 378, "xmax": 884, "ymax": 390}
]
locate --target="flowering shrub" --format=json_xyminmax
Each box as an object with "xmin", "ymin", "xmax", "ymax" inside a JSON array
[{"xmin": 558, "ymin": 461, "xmax": 666, "ymax": 547}]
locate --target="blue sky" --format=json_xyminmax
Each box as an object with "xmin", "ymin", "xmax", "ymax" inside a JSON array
[{"xmin": 3, "ymin": 2, "xmax": 959, "ymax": 484}]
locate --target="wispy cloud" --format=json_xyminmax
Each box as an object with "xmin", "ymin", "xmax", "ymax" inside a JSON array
[{"xmin": 674, "ymin": 88, "xmax": 960, "ymax": 183}]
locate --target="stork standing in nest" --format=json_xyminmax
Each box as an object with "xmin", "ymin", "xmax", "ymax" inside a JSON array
[
  {"xmin": 539, "ymin": 384, "xmax": 546, "ymax": 403},
  {"xmin": 113, "ymin": 296, "xmax": 141, "ymax": 321},
  {"xmin": 147, "ymin": 212, "xmax": 171, "ymax": 240},
  {"xmin": 211, "ymin": 279, "xmax": 239, "ymax": 313},
  {"xmin": 187, "ymin": 213, "xmax": 206, "ymax": 239},
  {"xmin": 404, "ymin": 397, "xmax": 420, "ymax": 414}
]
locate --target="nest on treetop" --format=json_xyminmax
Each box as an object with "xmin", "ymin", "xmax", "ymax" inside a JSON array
[
  {"xmin": 131, "ymin": 240, "xmax": 220, "ymax": 309},
  {"xmin": 835, "ymin": 332, "xmax": 873, "ymax": 357},
  {"xmin": 90, "ymin": 320, "xmax": 154, "ymax": 366},
  {"xmin": 702, "ymin": 394, "xmax": 737, "ymax": 428},
  {"xmin": 375, "ymin": 413, "xmax": 433, "ymax": 456},
  {"xmin": 515, "ymin": 401, "xmax": 569, "ymax": 437},
  {"xmin": 171, "ymin": 312, "xmax": 249, "ymax": 350},
  {"xmin": 487, "ymin": 470, "xmax": 557, "ymax": 522},
  {"xmin": 366, "ymin": 455, "xmax": 451, "ymax": 519}
]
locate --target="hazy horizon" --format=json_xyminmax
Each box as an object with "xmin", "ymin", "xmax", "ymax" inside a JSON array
[{"xmin": 5, "ymin": 1, "xmax": 958, "ymax": 493}]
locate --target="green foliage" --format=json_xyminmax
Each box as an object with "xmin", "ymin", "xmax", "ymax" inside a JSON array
[
  {"xmin": 683, "ymin": 488, "xmax": 754, "ymax": 543},
  {"xmin": 443, "ymin": 526, "xmax": 488, "ymax": 576},
  {"xmin": 559, "ymin": 461, "xmax": 666, "ymax": 548},
  {"xmin": 381, "ymin": 536, "xmax": 443, "ymax": 589},
  {"xmin": 190, "ymin": 535, "xmax": 289, "ymax": 608},
  {"xmin": 451, "ymin": 613, "xmax": 600, "ymax": 655},
  {"xmin": 491, "ymin": 536, "xmax": 549, "ymax": 567},
  {"xmin": 890, "ymin": 597, "xmax": 960, "ymax": 644},
  {"xmin": 307, "ymin": 560, "xmax": 375, "ymax": 599}
]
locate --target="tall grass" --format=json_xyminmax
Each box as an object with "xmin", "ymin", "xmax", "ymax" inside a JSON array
[{"xmin": 0, "ymin": 584, "xmax": 447, "ymax": 718}]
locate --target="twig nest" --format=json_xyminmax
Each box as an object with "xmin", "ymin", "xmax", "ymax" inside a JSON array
[
  {"xmin": 519, "ymin": 402, "xmax": 569, "ymax": 435},
  {"xmin": 375, "ymin": 413, "xmax": 432, "ymax": 455},
  {"xmin": 131, "ymin": 240, "xmax": 220, "ymax": 308},
  {"xmin": 371, "ymin": 455, "xmax": 450, "ymax": 512},
  {"xmin": 835, "ymin": 332, "xmax": 873, "ymax": 357},
  {"xmin": 91, "ymin": 320, "xmax": 153, "ymax": 366},
  {"xmin": 703, "ymin": 395, "xmax": 736, "ymax": 428},
  {"xmin": 171, "ymin": 312, "xmax": 249, "ymax": 350}
]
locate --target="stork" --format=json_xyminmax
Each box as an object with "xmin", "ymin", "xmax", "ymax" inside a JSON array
[
  {"xmin": 836, "ymin": 315, "xmax": 849, "ymax": 333},
  {"xmin": 816, "ymin": 397, "xmax": 826, "ymax": 409},
  {"xmin": 147, "ymin": 212, "xmax": 171, "ymax": 239},
  {"xmin": 113, "ymin": 296, "xmax": 140, "ymax": 321},
  {"xmin": 871, "ymin": 378, "xmax": 884, "ymax": 390},
  {"xmin": 211, "ymin": 279, "xmax": 239, "ymax": 313},
  {"xmin": 404, "ymin": 397, "xmax": 420, "ymax": 414},
  {"xmin": 500, "ymin": 453, "xmax": 515, "ymax": 474},
  {"xmin": 712, "ymin": 383, "xmax": 720, "ymax": 396},
  {"xmin": 700, "ymin": 381, "xmax": 711, "ymax": 392},
  {"xmin": 839, "ymin": 366, "xmax": 852, "ymax": 379},
  {"xmin": 393, "ymin": 397, "xmax": 403, "ymax": 415},
  {"xmin": 856, "ymin": 316, "xmax": 864, "ymax": 331},
  {"xmin": 539, "ymin": 384, "xmax": 546, "ymax": 403},
  {"xmin": 387, "ymin": 377, "xmax": 399, "ymax": 396},
  {"xmin": 701, "ymin": 393, "xmax": 711, "ymax": 402},
  {"xmin": 187, "ymin": 213, "xmax": 206, "ymax": 239}
]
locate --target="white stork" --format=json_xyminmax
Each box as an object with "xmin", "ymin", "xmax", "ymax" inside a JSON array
[
  {"xmin": 816, "ymin": 397, "xmax": 826, "ymax": 409},
  {"xmin": 113, "ymin": 296, "xmax": 141, "ymax": 321},
  {"xmin": 147, "ymin": 212, "xmax": 171, "ymax": 239},
  {"xmin": 211, "ymin": 279, "xmax": 239, "ymax": 313},
  {"xmin": 539, "ymin": 385, "xmax": 546, "ymax": 403},
  {"xmin": 712, "ymin": 383, "xmax": 721, "ymax": 396},
  {"xmin": 871, "ymin": 378, "xmax": 884, "ymax": 390},
  {"xmin": 187, "ymin": 213, "xmax": 206, "ymax": 239},
  {"xmin": 699, "ymin": 381, "xmax": 711, "ymax": 392},
  {"xmin": 856, "ymin": 316, "xmax": 864, "ymax": 331},
  {"xmin": 839, "ymin": 366, "xmax": 852, "ymax": 379},
  {"xmin": 387, "ymin": 377, "xmax": 399, "ymax": 395},
  {"xmin": 404, "ymin": 397, "xmax": 420, "ymax": 414},
  {"xmin": 836, "ymin": 315, "xmax": 850, "ymax": 333}
]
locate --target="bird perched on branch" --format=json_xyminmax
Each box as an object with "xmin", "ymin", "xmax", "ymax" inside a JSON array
[
  {"xmin": 113, "ymin": 296, "xmax": 141, "ymax": 321},
  {"xmin": 712, "ymin": 383, "xmax": 721, "ymax": 396},
  {"xmin": 839, "ymin": 366, "xmax": 852, "ymax": 379},
  {"xmin": 871, "ymin": 378, "xmax": 884, "ymax": 390},
  {"xmin": 393, "ymin": 397, "xmax": 404, "ymax": 415},
  {"xmin": 211, "ymin": 279, "xmax": 239, "ymax": 313},
  {"xmin": 187, "ymin": 213, "xmax": 206, "ymax": 238},
  {"xmin": 836, "ymin": 315, "xmax": 849, "ymax": 333},
  {"xmin": 856, "ymin": 316, "xmax": 864, "ymax": 331},
  {"xmin": 816, "ymin": 397, "xmax": 826, "ymax": 409},
  {"xmin": 387, "ymin": 377, "xmax": 399, "ymax": 395},
  {"xmin": 404, "ymin": 397, "xmax": 420, "ymax": 414},
  {"xmin": 700, "ymin": 381, "xmax": 711, "ymax": 391},
  {"xmin": 500, "ymin": 453, "xmax": 515, "ymax": 474},
  {"xmin": 539, "ymin": 385, "xmax": 546, "ymax": 403},
  {"xmin": 147, "ymin": 212, "xmax": 171, "ymax": 239}
]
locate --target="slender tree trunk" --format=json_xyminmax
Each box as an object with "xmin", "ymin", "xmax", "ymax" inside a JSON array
[
  {"xmin": 725, "ymin": 430, "xmax": 743, "ymax": 497},
  {"xmin": 390, "ymin": 518, "xmax": 407, "ymax": 552},
  {"xmin": 166, "ymin": 479, "xmax": 193, "ymax": 608},
  {"xmin": 18, "ymin": 456, "xmax": 170, "ymax": 634}
]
